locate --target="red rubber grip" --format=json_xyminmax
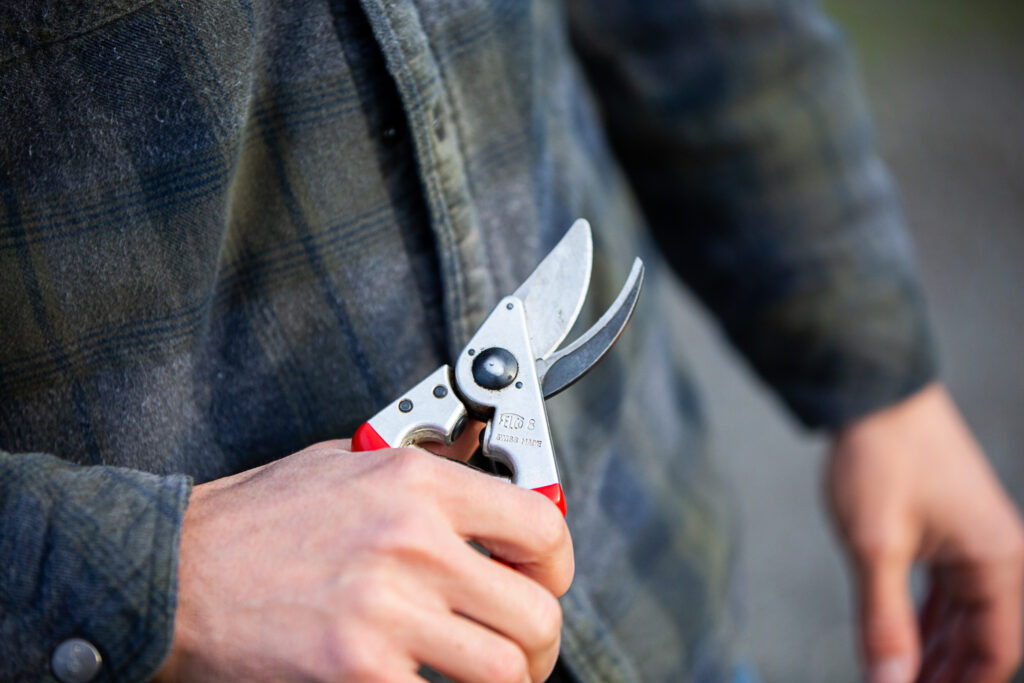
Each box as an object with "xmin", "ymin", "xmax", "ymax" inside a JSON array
[
  {"xmin": 532, "ymin": 483, "xmax": 566, "ymax": 517},
  {"xmin": 352, "ymin": 422, "xmax": 390, "ymax": 452}
]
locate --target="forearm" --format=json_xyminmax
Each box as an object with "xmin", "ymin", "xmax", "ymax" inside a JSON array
[{"xmin": 568, "ymin": 0, "xmax": 937, "ymax": 427}]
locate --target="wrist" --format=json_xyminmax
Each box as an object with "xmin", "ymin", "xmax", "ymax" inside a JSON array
[
  {"xmin": 830, "ymin": 381, "xmax": 945, "ymax": 448},
  {"xmin": 152, "ymin": 481, "xmax": 216, "ymax": 682}
]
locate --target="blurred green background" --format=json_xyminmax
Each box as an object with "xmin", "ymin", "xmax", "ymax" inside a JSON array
[
  {"xmin": 669, "ymin": 1, "xmax": 1024, "ymax": 680},
  {"xmin": 826, "ymin": 0, "xmax": 1024, "ymax": 64}
]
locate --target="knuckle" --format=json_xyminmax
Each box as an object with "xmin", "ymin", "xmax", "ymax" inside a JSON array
[
  {"xmin": 555, "ymin": 549, "xmax": 576, "ymax": 597},
  {"xmin": 861, "ymin": 612, "xmax": 912, "ymax": 656},
  {"xmin": 385, "ymin": 447, "xmax": 432, "ymax": 485},
  {"xmin": 486, "ymin": 641, "xmax": 529, "ymax": 683},
  {"xmin": 530, "ymin": 593, "xmax": 563, "ymax": 651},
  {"xmin": 849, "ymin": 526, "xmax": 908, "ymax": 568},
  {"xmin": 342, "ymin": 576, "xmax": 392, "ymax": 622},
  {"xmin": 532, "ymin": 505, "xmax": 568, "ymax": 556},
  {"xmin": 387, "ymin": 446, "xmax": 423, "ymax": 473},
  {"xmin": 527, "ymin": 507, "xmax": 574, "ymax": 594},
  {"xmin": 370, "ymin": 514, "xmax": 441, "ymax": 564},
  {"xmin": 324, "ymin": 627, "xmax": 379, "ymax": 680},
  {"xmin": 963, "ymin": 511, "xmax": 1024, "ymax": 565}
]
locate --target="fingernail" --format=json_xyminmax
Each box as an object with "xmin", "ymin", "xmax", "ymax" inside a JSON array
[{"xmin": 868, "ymin": 657, "xmax": 913, "ymax": 683}]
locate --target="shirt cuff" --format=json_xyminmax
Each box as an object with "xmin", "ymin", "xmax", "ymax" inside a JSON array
[{"xmin": 0, "ymin": 452, "xmax": 192, "ymax": 682}]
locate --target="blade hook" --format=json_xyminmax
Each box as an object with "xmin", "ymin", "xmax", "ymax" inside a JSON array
[{"xmin": 537, "ymin": 258, "xmax": 645, "ymax": 398}]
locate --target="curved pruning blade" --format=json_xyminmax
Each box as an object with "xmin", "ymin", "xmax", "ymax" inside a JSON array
[
  {"xmin": 537, "ymin": 258, "xmax": 645, "ymax": 398},
  {"xmin": 512, "ymin": 219, "xmax": 593, "ymax": 361}
]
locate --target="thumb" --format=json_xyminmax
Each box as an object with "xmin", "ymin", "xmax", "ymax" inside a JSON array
[{"xmin": 855, "ymin": 547, "xmax": 920, "ymax": 683}]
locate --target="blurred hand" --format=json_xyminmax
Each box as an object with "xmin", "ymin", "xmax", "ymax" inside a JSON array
[
  {"xmin": 154, "ymin": 438, "xmax": 573, "ymax": 682},
  {"xmin": 827, "ymin": 383, "xmax": 1023, "ymax": 683}
]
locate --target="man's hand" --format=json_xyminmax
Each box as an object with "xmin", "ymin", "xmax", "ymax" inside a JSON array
[
  {"xmin": 827, "ymin": 384, "xmax": 1024, "ymax": 683},
  {"xmin": 153, "ymin": 439, "xmax": 573, "ymax": 682}
]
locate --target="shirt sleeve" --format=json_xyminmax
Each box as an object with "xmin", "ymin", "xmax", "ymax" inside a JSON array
[
  {"xmin": 566, "ymin": 0, "xmax": 938, "ymax": 429},
  {"xmin": 0, "ymin": 451, "xmax": 190, "ymax": 682}
]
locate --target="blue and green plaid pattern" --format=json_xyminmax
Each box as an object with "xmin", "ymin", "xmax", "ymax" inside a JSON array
[{"xmin": 0, "ymin": 0, "xmax": 934, "ymax": 680}]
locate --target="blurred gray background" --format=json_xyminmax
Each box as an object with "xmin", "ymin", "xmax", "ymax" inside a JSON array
[{"xmin": 666, "ymin": 1, "xmax": 1024, "ymax": 680}]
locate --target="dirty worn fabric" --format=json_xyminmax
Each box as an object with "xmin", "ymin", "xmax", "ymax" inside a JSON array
[{"xmin": 0, "ymin": 0, "xmax": 935, "ymax": 680}]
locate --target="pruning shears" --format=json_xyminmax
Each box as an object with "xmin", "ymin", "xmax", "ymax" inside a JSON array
[{"xmin": 352, "ymin": 219, "xmax": 644, "ymax": 516}]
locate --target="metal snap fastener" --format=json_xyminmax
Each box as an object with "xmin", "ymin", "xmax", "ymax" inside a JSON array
[{"xmin": 52, "ymin": 638, "xmax": 102, "ymax": 683}]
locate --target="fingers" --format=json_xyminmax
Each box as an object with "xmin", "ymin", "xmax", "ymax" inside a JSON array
[
  {"xmin": 963, "ymin": 558, "xmax": 1024, "ymax": 683},
  {"xmin": 825, "ymin": 385, "xmax": 1023, "ymax": 683},
  {"xmin": 362, "ymin": 447, "xmax": 570, "ymax": 680},
  {"xmin": 421, "ymin": 418, "xmax": 486, "ymax": 463},
  {"xmin": 281, "ymin": 441, "xmax": 571, "ymax": 680},
  {"xmin": 381, "ymin": 446, "xmax": 575, "ymax": 597},
  {"xmin": 918, "ymin": 576, "xmax": 949, "ymax": 649},
  {"xmin": 445, "ymin": 465, "xmax": 574, "ymax": 594},
  {"xmin": 379, "ymin": 446, "xmax": 569, "ymax": 681},
  {"xmin": 919, "ymin": 608, "xmax": 967, "ymax": 683},
  {"xmin": 438, "ymin": 538, "xmax": 563, "ymax": 677},
  {"xmin": 409, "ymin": 608, "xmax": 547, "ymax": 683},
  {"xmin": 854, "ymin": 545, "xmax": 920, "ymax": 683},
  {"xmin": 920, "ymin": 558, "xmax": 1024, "ymax": 683}
]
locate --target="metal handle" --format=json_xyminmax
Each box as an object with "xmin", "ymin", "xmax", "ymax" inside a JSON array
[{"xmin": 350, "ymin": 366, "xmax": 467, "ymax": 452}]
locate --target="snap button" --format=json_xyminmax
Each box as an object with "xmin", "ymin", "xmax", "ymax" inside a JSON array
[{"xmin": 51, "ymin": 638, "xmax": 102, "ymax": 683}]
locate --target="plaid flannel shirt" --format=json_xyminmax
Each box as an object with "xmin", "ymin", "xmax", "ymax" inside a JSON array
[{"xmin": 0, "ymin": 0, "xmax": 935, "ymax": 680}]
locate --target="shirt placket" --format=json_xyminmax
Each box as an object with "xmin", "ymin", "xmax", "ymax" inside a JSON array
[
  {"xmin": 354, "ymin": 2, "xmax": 642, "ymax": 680},
  {"xmin": 356, "ymin": 0, "xmax": 495, "ymax": 361}
]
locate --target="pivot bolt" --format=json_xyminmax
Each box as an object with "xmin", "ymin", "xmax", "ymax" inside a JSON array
[{"xmin": 471, "ymin": 347, "xmax": 519, "ymax": 390}]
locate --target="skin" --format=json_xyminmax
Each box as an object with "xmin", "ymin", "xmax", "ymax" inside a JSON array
[
  {"xmin": 154, "ymin": 382, "xmax": 1022, "ymax": 682},
  {"xmin": 828, "ymin": 383, "xmax": 1024, "ymax": 683},
  {"xmin": 154, "ymin": 435, "xmax": 572, "ymax": 683}
]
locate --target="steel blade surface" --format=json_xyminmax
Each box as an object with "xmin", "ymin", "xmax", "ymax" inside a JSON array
[
  {"xmin": 539, "ymin": 258, "xmax": 644, "ymax": 398},
  {"xmin": 511, "ymin": 219, "xmax": 593, "ymax": 360}
]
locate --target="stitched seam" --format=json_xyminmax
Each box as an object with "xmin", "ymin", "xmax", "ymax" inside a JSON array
[
  {"xmin": 1, "ymin": 0, "xmax": 159, "ymax": 65},
  {"xmin": 367, "ymin": 2, "xmax": 470, "ymax": 346}
]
